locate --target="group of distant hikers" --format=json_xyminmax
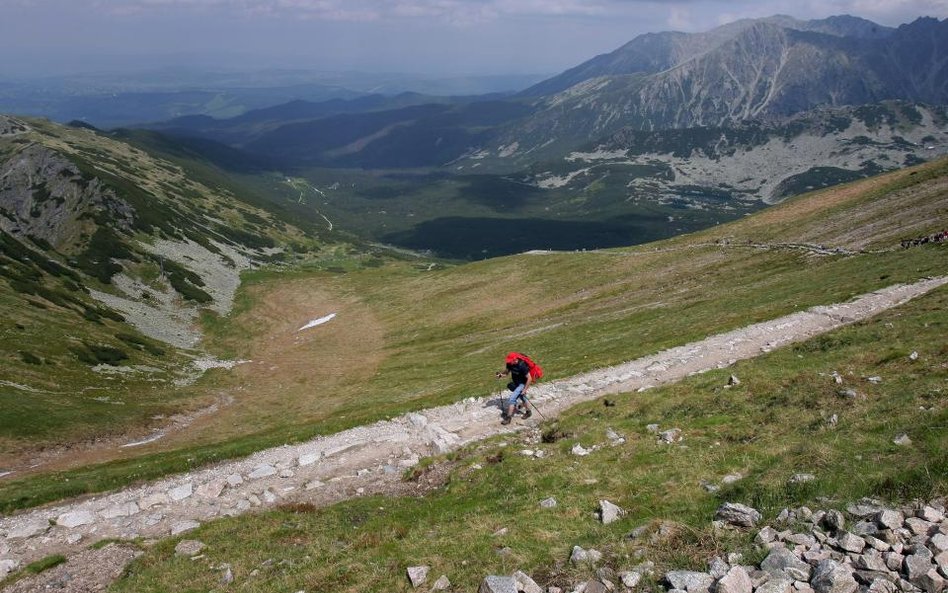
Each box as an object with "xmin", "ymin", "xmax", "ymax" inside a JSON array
[
  {"xmin": 495, "ymin": 352, "xmax": 543, "ymax": 425},
  {"xmin": 901, "ymin": 230, "xmax": 948, "ymax": 249}
]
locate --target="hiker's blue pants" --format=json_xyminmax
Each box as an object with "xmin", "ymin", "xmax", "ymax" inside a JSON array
[{"xmin": 506, "ymin": 383, "xmax": 527, "ymax": 408}]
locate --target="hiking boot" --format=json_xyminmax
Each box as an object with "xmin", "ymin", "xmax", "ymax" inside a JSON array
[
  {"xmin": 501, "ymin": 416, "xmax": 511, "ymax": 425},
  {"xmin": 521, "ymin": 409, "xmax": 532, "ymax": 420}
]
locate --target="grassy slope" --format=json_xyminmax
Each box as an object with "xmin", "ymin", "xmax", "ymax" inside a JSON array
[
  {"xmin": 0, "ymin": 158, "xmax": 945, "ymax": 514},
  {"xmin": 0, "ymin": 118, "xmax": 324, "ymax": 457},
  {"xmin": 113, "ymin": 283, "xmax": 948, "ymax": 593}
]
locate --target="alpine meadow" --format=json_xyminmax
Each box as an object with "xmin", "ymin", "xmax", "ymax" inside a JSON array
[{"xmin": 0, "ymin": 6, "xmax": 947, "ymax": 593}]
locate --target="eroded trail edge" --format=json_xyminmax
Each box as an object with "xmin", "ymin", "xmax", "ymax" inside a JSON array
[{"xmin": 2, "ymin": 276, "xmax": 946, "ymax": 578}]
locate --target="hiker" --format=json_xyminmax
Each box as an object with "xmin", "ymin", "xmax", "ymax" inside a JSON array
[{"xmin": 495, "ymin": 352, "xmax": 543, "ymax": 425}]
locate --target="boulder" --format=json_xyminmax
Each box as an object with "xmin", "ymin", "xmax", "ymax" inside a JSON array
[
  {"xmin": 715, "ymin": 503, "xmax": 762, "ymax": 528},
  {"xmin": 197, "ymin": 480, "xmax": 226, "ymax": 499},
  {"xmin": 761, "ymin": 547, "xmax": 812, "ymax": 581},
  {"xmin": 811, "ymin": 560, "xmax": 858, "ymax": 593},
  {"xmin": 407, "ymin": 565, "xmax": 430, "ymax": 588},
  {"xmin": 755, "ymin": 577, "xmax": 794, "ymax": 593},
  {"xmin": 480, "ymin": 575, "xmax": 518, "ymax": 593},
  {"xmin": 513, "ymin": 570, "xmax": 542, "ymax": 593},
  {"xmin": 918, "ymin": 507, "xmax": 945, "ymax": 523},
  {"xmin": 600, "ymin": 500, "xmax": 624, "ymax": 525},
  {"xmin": 665, "ymin": 570, "xmax": 715, "ymax": 593},
  {"xmin": 837, "ymin": 532, "xmax": 866, "ymax": 554},
  {"xmin": 620, "ymin": 571, "xmax": 642, "ymax": 588},
  {"xmin": 716, "ymin": 566, "xmax": 753, "ymax": 593}
]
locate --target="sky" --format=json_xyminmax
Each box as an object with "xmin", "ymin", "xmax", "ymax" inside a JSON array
[{"xmin": 2, "ymin": 0, "xmax": 947, "ymax": 78}]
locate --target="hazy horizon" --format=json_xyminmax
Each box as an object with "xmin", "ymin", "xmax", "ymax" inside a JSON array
[{"xmin": 3, "ymin": 0, "xmax": 947, "ymax": 81}]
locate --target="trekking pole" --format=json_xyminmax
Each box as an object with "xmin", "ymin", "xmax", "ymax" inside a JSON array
[{"xmin": 526, "ymin": 396, "xmax": 546, "ymax": 420}]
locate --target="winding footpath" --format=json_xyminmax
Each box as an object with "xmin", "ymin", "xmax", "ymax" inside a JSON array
[{"xmin": 1, "ymin": 276, "xmax": 947, "ymax": 584}]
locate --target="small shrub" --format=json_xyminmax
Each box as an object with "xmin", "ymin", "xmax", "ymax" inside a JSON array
[{"xmin": 19, "ymin": 351, "xmax": 42, "ymax": 365}]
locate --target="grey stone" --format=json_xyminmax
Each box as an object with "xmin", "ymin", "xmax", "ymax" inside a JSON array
[
  {"xmin": 878, "ymin": 510, "xmax": 906, "ymax": 530},
  {"xmin": 848, "ymin": 503, "xmax": 884, "ymax": 518},
  {"xmin": 811, "ymin": 560, "xmax": 858, "ymax": 593},
  {"xmin": 407, "ymin": 565, "xmax": 429, "ymax": 588},
  {"xmin": 585, "ymin": 579, "xmax": 609, "ymax": 593},
  {"xmin": 837, "ymin": 532, "xmax": 867, "ymax": 554},
  {"xmin": 918, "ymin": 508, "xmax": 945, "ymax": 524},
  {"xmin": 915, "ymin": 570, "xmax": 945, "ymax": 593},
  {"xmin": 722, "ymin": 474, "xmax": 744, "ymax": 485},
  {"xmin": 170, "ymin": 520, "xmax": 200, "ymax": 535},
  {"xmin": 758, "ymin": 527, "xmax": 779, "ymax": 544},
  {"xmin": 646, "ymin": 424, "xmax": 660, "ymax": 433},
  {"xmin": 715, "ymin": 503, "xmax": 761, "ymax": 528},
  {"xmin": 796, "ymin": 584, "xmax": 815, "ymax": 593},
  {"xmin": 600, "ymin": 500, "xmax": 624, "ymax": 525},
  {"xmin": 823, "ymin": 510, "xmax": 846, "ymax": 533},
  {"xmin": 755, "ymin": 576, "xmax": 794, "ymax": 593},
  {"xmin": 196, "ymin": 480, "xmax": 226, "ymax": 499},
  {"xmin": 540, "ymin": 497, "xmax": 557, "ymax": 509},
  {"xmin": 513, "ymin": 570, "xmax": 542, "ymax": 593},
  {"xmin": 930, "ymin": 534, "xmax": 948, "ymax": 553},
  {"xmin": 716, "ymin": 566, "xmax": 752, "ymax": 593},
  {"xmin": 174, "ymin": 540, "xmax": 206, "ymax": 556},
  {"xmin": 885, "ymin": 552, "xmax": 905, "ymax": 572},
  {"xmin": 935, "ymin": 551, "xmax": 948, "ymax": 574},
  {"xmin": 6, "ymin": 519, "xmax": 49, "ymax": 539},
  {"xmin": 761, "ymin": 547, "xmax": 812, "ymax": 581},
  {"xmin": 659, "ymin": 428, "xmax": 683, "ymax": 443},
  {"xmin": 665, "ymin": 570, "xmax": 714, "ymax": 593},
  {"xmin": 620, "ymin": 571, "xmax": 642, "ymax": 588},
  {"xmin": 855, "ymin": 550, "xmax": 889, "ymax": 572},
  {"xmin": 220, "ymin": 564, "xmax": 233, "ymax": 585},
  {"xmin": 57, "ymin": 510, "xmax": 95, "ymax": 528},
  {"xmin": 226, "ymin": 473, "xmax": 243, "ymax": 487},
  {"xmin": 728, "ymin": 375, "xmax": 741, "ymax": 386},
  {"xmin": 869, "ymin": 579, "xmax": 900, "ymax": 593},
  {"xmin": 893, "ymin": 434, "xmax": 912, "ymax": 446},
  {"xmin": 432, "ymin": 575, "xmax": 452, "ymax": 591},
  {"xmin": 480, "ymin": 575, "xmax": 518, "ymax": 593},
  {"xmin": 852, "ymin": 521, "xmax": 880, "ymax": 537},
  {"xmin": 709, "ymin": 556, "xmax": 730, "ymax": 579},
  {"xmin": 906, "ymin": 519, "xmax": 936, "ymax": 537},
  {"xmin": 864, "ymin": 535, "xmax": 890, "ymax": 552},
  {"xmin": 168, "ymin": 483, "xmax": 193, "ymax": 501},
  {"xmin": 571, "ymin": 546, "xmax": 603, "ymax": 565},
  {"xmin": 787, "ymin": 533, "xmax": 817, "ymax": 548},
  {"xmin": 248, "ymin": 464, "xmax": 277, "ymax": 480},
  {"xmin": 906, "ymin": 551, "xmax": 936, "ymax": 583}
]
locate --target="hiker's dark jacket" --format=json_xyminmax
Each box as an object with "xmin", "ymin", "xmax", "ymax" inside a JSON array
[{"xmin": 507, "ymin": 359, "xmax": 531, "ymax": 386}]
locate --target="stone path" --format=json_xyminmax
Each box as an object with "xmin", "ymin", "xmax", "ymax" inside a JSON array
[{"xmin": 1, "ymin": 276, "xmax": 946, "ymax": 580}]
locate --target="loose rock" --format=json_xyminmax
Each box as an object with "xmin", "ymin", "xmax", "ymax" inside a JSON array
[
  {"xmin": 715, "ymin": 503, "xmax": 762, "ymax": 528},
  {"xmin": 407, "ymin": 565, "xmax": 429, "ymax": 588}
]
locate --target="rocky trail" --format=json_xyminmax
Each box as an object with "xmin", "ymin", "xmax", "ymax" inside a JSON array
[{"xmin": 2, "ymin": 276, "xmax": 946, "ymax": 591}]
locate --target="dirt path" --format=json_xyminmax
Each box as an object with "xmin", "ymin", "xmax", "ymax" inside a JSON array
[{"xmin": 2, "ymin": 275, "xmax": 946, "ymax": 590}]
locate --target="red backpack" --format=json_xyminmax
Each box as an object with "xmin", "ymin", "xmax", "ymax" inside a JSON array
[{"xmin": 506, "ymin": 352, "xmax": 544, "ymax": 381}]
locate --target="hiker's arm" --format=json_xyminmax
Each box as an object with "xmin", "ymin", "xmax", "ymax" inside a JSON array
[{"xmin": 523, "ymin": 374, "xmax": 533, "ymax": 392}]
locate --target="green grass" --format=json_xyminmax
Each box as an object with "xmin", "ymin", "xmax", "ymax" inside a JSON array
[
  {"xmin": 112, "ymin": 286, "xmax": 948, "ymax": 593},
  {"xmin": 25, "ymin": 554, "xmax": 66, "ymax": 574}
]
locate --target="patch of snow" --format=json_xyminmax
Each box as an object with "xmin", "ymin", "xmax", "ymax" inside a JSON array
[
  {"xmin": 119, "ymin": 433, "xmax": 165, "ymax": 448},
  {"xmin": 298, "ymin": 313, "xmax": 337, "ymax": 331},
  {"xmin": 498, "ymin": 142, "xmax": 520, "ymax": 158}
]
